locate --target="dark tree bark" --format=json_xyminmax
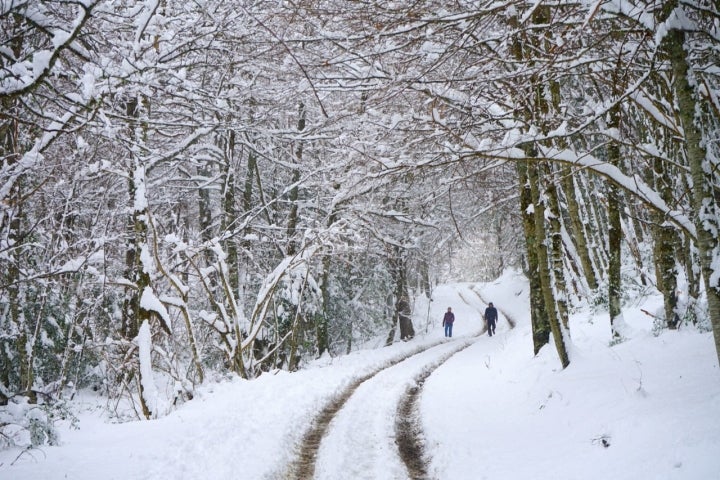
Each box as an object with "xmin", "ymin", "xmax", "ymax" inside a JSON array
[
  {"xmin": 517, "ymin": 159, "xmax": 550, "ymax": 355},
  {"xmin": 663, "ymin": 13, "xmax": 720, "ymax": 364},
  {"xmin": 388, "ymin": 246, "xmax": 415, "ymax": 342},
  {"xmin": 543, "ymin": 163, "xmax": 570, "ymax": 331},
  {"xmin": 562, "ymin": 169, "xmax": 598, "ymax": 291},
  {"xmin": 606, "ymin": 103, "xmax": 624, "ymax": 339},
  {"xmin": 651, "ymin": 156, "xmax": 680, "ymax": 329}
]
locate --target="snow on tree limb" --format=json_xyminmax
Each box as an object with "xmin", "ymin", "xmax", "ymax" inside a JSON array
[
  {"xmin": 241, "ymin": 244, "xmax": 319, "ymax": 351},
  {"xmin": 0, "ymin": 0, "xmax": 99, "ymax": 99},
  {"xmin": 137, "ymin": 320, "xmax": 168, "ymax": 419},
  {"xmin": 484, "ymin": 145, "xmax": 697, "ymax": 239},
  {"xmin": 140, "ymin": 286, "xmax": 172, "ymax": 334}
]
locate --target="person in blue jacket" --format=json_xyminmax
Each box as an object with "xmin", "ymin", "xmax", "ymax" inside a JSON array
[
  {"xmin": 485, "ymin": 302, "xmax": 498, "ymax": 336},
  {"xmin": 442, "ymin": 307, "xmax": 455, "ymax": 337}
]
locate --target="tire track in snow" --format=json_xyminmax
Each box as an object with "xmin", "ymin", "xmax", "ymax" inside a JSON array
[
  {"xmin": 395, "ymin": 287, "xmax": 513, "ymax": 479},
  {"xmin": 284, "ymin": 340, "xmax": 446, "ymax": 480},
  {"xmin": 312, "ymin": 341, "xmax": 476, "ymax": 480},
  {"xmin": 395, "ymin": 340, "xmax": 476, "ymax": 480},
  {"xmin": 284, "ymin": 339, "xmax": 476, "ymax": 480}
]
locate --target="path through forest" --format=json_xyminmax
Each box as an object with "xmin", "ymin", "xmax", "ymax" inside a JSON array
[{"xmin": 284, "ymin": 283, "xmax": 518, "ymax": 479}]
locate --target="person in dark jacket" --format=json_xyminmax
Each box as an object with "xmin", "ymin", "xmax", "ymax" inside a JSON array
[
  {"xmin": 484, "ymin": 302, "xmax": 498, "ymax": 336},
  {"xmin": 442, "ymin": 307, "xmax": 455, "ymax": 337}
]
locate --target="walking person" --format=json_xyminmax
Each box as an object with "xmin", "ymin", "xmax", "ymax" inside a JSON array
[
  {"xmin": 485, "ymin": 302, "xmax": 498, "ymax": 336},
  {"xmin": 442, "ymin": 307, "xmax": 455, "ymax": 337}
]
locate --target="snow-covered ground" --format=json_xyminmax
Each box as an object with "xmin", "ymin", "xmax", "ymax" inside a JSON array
[{"xmin": 2, "ymin": 269, "xmax": 719, "ymax": 479}]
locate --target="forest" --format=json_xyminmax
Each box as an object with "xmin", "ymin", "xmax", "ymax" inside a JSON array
[{"xmin": 1, "ymin": 0, "xmax": 719, "ymax": 436}]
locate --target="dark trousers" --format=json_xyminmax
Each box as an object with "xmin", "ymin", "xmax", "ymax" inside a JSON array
[
  {"xmin": 487, "ymin": 319, "xmax": 496, "ymax": 336},
  {"xmin": 444, "ymin": 323, "xmax": 453, "ymax": 337}
]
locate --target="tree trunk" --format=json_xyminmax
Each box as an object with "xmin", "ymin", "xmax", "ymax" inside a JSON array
[
  {"xmin": 122, "ymin": 96, "xmax": 158, "ymax": 419},
  {"xmin": 509, "ymin": 8, "xmax": 553, "ymax": 356},
  {"xmin": 197, "ymin": 161, "xmax": 213, "ymax": 246},
  {"xmin": 396, "ymin": 293, "xmax": 414, "ymax": 341},
  {"xmin": 562, "ymin": 169, "xmax": 598, "ymax": 291},
  {"xmin": 607, "ymin": 103, "xmax": 624, "ymax": 339},
  {"xmin": 679, "ymin": 234, "xmax": 701, "ymax": 319},
  {"xmin": 221, "ymin": 129, "xmax": 239, "ymax": 296},
  {"xmin": 530, "ymin": 161, "xmax": 570, "ymax": 367},
  {"xmin": 621, "ymin": 206, "xmax": 649, "ymax": 287},
  {"xmin": 286, "ymin": 102, "xmax": 305, "ymax": 257},
  {"xmin": 278, "ymin": 102, "xmax": 307, "ymax": 368},
  {"xmin": 651, "ymin": 156, "xmax": 679, "ymax": 328},
  {"xmin": 131, "ymin": 162, "xmax": 155, "ymax": 420},
  {"xmin": 517, "ymin": 158, "xmax": 550, "ymax": 354},
  {"xmin": 385, "ymin": 290, "xmax": 397, "ymax": 346},
  {"xmin": 578, "ymin": 174, "xmax": 609, "ymax": 277},
  {"xmin": 543, "ymin": 163, "xmax": 570, "ymax": 330},
  {"xmin": 0, "ymin": 89, "xmax": 35, "ymax": 402},
  {"xmin": 665, "ymin": 24, "xmax": 720, "ymax": 365},
  {"xmin": 317, "ymin": 212, "xmax": 336, "ymax": 357},
  {"xmin": 389, "ymin": 246, "xmax": 415, "ymax": 342}
]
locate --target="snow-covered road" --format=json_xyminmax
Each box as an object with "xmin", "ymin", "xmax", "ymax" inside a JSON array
[
  {"xmin": 312, "ymin": 339, "xmax": 475, "ymax": 480},
  {"xmin": 290, "ymin": 283, "xmax": 491, "ymax": 480}
]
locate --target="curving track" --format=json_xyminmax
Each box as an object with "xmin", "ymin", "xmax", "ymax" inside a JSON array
[
  {"xmin": 284, "ymin": 337, "xmax": 481, "ymax": 480},
  {"xmin": 285, "ymin": 284, "xmax": 492, "ymax": 480}
]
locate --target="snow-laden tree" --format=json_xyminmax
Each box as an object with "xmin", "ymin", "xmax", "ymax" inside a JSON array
[{"xmin": 1, "ymin": 0, "xmax": 103, "ymax": 406}]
